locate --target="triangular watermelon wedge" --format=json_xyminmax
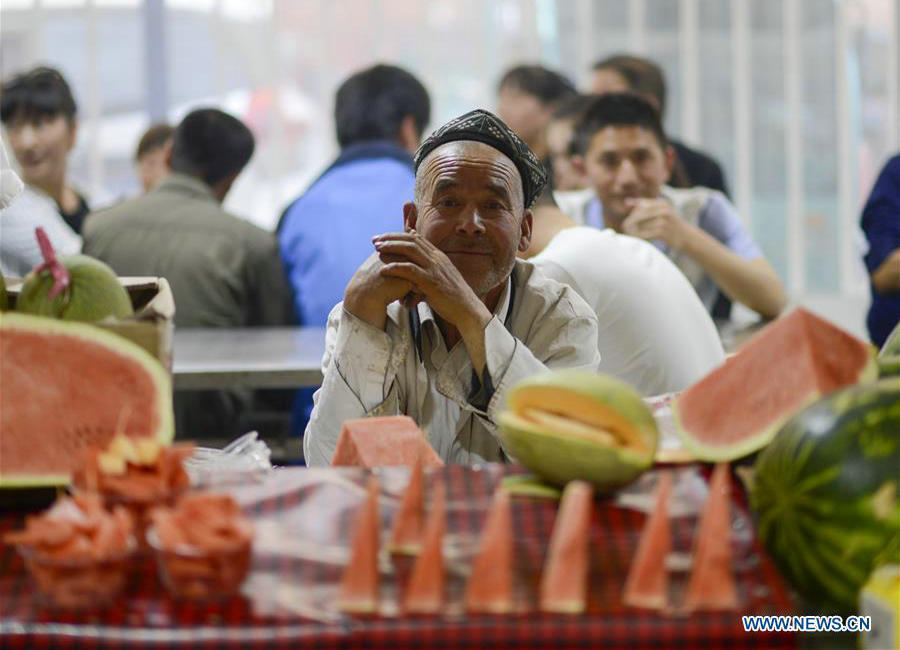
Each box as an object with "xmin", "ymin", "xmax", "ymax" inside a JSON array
[
  {"xmin": 464, "ymin": 488, "xmax": 514, "ymax": 614},
  {"xmin": 539, "ymin": 480, "xmax": 593, "ymax": 613},
  {"xmin": 682, "ymin": 463, "xmax": 738, "ymax": 611},
  {"xmin": 623, "ymin": 471, "xmax": 673, "ymax": 610},
  {"xmin": 672, "ymin": 308, "xmax": 877, "ymax": 461},
  {"xmin": 403, "ymin": 480, "xmax": 446, "ymax": 614},
  {"xmin": 331, "ymin": 416, "xmax": 444, "ymax": 467},
  {"xmin": 388, "ymin": 461, "xmax": 426, "ymax": 554},
  {"xmin": 338, "ymin": 475, "xmax": 381, "ymax": 613}
]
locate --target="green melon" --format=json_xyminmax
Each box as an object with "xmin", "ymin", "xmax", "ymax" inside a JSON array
[
  {"xmin": 749, "ymin": 378, "xmax": 900, "ymax": 613},
  {"xmin": 0, "ymin": 313, "xmax": 173, "ymax": 487},
  {"xmin": 497, "ymin": 370, "xmax": 658, "ymax": 492},
  {"xmin": 17, "ymin": 254, "xmax": 133, "ymax": 322},
  {"xmin": 877, "ymin": 321, "xmax": 900, "ymax": 377}
]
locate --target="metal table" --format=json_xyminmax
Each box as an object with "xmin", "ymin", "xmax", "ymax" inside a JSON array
[{"xmin": 172, "ymin": 327, "xmax": 326, "ymax": 390}]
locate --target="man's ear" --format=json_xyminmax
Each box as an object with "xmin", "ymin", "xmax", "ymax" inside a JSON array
[
  {"xmin": 664, "ymin": 145, "xmax": 676, "ymax": 183},
  {"xmin": 398, "ymin": 116, "xmax": 420, "ymax": 154},
  {"xmin": 571, "ymin": 154, "xmax": 586, "ymax": 177},
  {"xmin": 162, "ymin": 138, "xmax": 174, "ymax": 168},
  {"xmin": 66, "ymin": 119, "xmax": 78, "ymax": 152},
  {"xmin": 518, "ymin": 209, "xmax": 534, "ymax": 252},
  {"xmin": 402, "ymin": 201, "xmax": 418, "ymax": 232},
  {"xmin": 212, "ymin": 171, "xmax": 239, "ymax": 203}
]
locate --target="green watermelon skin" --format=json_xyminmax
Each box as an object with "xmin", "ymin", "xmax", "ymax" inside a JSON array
[
  {"xmin": 877, "ymin": 321, "xmax": 900, "ymax": 377},
  {"xmin": 750, "ymin": 378, "xmax": 900, "ymax": 613}
]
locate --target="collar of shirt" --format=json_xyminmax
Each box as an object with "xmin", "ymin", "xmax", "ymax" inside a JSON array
[
  {"xmin": 329, "ymin": 140, "xmax": 414, "ymax": 174},
  {"xmin": 156, "ymin": 172, "xmax": 218, "ymax": 203},
  {"xmin": 413, "ymin": 278, "xmax": 512, "ymax": 368}
]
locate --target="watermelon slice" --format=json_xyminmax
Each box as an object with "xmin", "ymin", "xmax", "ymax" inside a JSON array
[
  {"xmin": 403, "ymin": 480, "xmax": 446, "ymax": 614},
  {"xmin": 464, "ymin": 488, "xmax": 514, "ymax": 614},
  {"xmin": 623, "ymin": 471, "xmax": 673, "ymax": 610},
  {"xmin": 338, "ymin": 475, "xmax": 380, "ymax": 613},
  {"xmin": 331, "ymin": 416, "xmax": 443, "ymax": 467},
  {"xmin": 539, "ymin": 480, "xmax": 593, "ymax": 613},
  {"xmin": 672, "ymin": 308, "xmax": 877, "ymax": 461},
  {"xmin": 682, "ymin": 463, "xmax": 738, "ymax": 611},
  {"xmin": 388, "ymin": 461, "xmax": 425, "ymax": 554},
  {"xmin": 0, "ymin": 313, "xmax": 173, "ymax": 487}
]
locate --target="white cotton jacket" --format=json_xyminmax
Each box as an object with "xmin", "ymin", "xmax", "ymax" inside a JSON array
[{"xmin": 303, "ymin": 259, "xmax": 602, "ymax": 466}]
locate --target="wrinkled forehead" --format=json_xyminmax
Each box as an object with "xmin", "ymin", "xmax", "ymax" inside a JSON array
[{"xmin": 416, "ymin": 140, "xmax": 524, "ymax": 196}]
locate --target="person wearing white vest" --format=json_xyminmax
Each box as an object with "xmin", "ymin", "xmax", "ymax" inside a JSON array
[{"xmin": 573, "ymin": 93, "xmax": 787, "ymax": 320}]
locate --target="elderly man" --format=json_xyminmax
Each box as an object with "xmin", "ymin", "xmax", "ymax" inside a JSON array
[{"xmin": 304, "ymin": 110, "xmax": 601, "ymax": 466}]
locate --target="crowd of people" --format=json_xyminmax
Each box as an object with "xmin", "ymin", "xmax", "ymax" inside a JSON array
[{"xmin": 1, "ymin": 59, "xmax": 896, "ymax": 460}]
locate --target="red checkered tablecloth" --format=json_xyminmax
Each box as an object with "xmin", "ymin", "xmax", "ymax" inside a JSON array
[{"xmin": 0, "ymin": 465, "xmax": 797, "ymax": 649}]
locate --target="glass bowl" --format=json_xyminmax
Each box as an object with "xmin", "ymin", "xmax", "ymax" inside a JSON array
[
  {"xmin": 16, "ymin": 538, "xmax": 137, "ymax": 610},
  {"xmin": 146, "ymin": 526, "xmax": 251, "ymax": 601}
]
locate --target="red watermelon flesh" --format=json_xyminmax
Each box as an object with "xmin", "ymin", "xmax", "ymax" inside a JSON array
[
  {"xmin": 672, "ymin": 308, "xmax": 877, "ymax": 461},
  {"xmin": 539, "ymin": 480, "xmax": 593, "ymax": 614},
  {"xmin": 388, "ymin": 461, "xmax": 425, "ymax": 554},
  {"xmin": 338, "ymin": 475, "xmax": 380, "ymax": 613},
  {"xmin": 403, "ymin": 480, "xmax": 446, "ymax": 614},
  {"xmin": 682, "ymin": 463, "xmax": 738, "ymax": 612},
  {"xmin": 331, "ymin": 416, "xmax": 443, "ymax": 467},
  {"xmin": 623, "ymin": 471, "xmax": 673, "ymax": 610},
  {"xmin": 464, "ymin": 488, "xmax": 514, "ymax": 614},
  {"xmin": 0, "ymin": 313, "xmax": 173, "ymax": 486}
]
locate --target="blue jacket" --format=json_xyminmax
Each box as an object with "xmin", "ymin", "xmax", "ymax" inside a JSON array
[
  {"xmin": 278, "ymin": 140, "xmax": 415, "ymax": 326},
  {"xmin": 862, "ymin": 154, "xmax": 900, "ymax": 347}
]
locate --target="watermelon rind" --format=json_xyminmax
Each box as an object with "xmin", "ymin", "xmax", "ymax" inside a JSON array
[
  {"xmin": 877, "ymin": 321, "xmax": 900, "ymax": 377},
  {"xmin": 671, "ymin": 350, "xmax": 879, "ymax": 463},
  {"xmin": 749, "ymin": 378, "xmax": 900, "ymax": 613},
  {"xmin": 0, "ymin": 312, "xmax": 174, "ymax": 488}
]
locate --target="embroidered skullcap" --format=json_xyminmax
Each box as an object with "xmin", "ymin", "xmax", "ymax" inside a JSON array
[{"xmin": 413, "ymin": 109, "xmax": 548, "ymax": 209}]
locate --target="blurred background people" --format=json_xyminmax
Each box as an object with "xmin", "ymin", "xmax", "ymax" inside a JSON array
[
  {"xmin": 278, "ymin": 64, "xmax": 430, "ymax": 327},
  {"xmin": 83, "ymin": 108, "xmax": 294, "ymax": 437},
  {"xmin": 496, "ymin": 64, "xmax": 577, "ymax": 164},
  {"xmin": 134, "ymin": 122, "xmax": 173, "ymax": 193},
  {"xmin": 861, "ymin": 153, "xmax": 900, "ymax": 347},
  {"xmin": 591, "ymin": 54, "xmax": 729, "ymax": 197},
  {"xmin": 574, "ymin": 93, "xmax": 786, "ymax": 319},
  {"xmin": 545, "ymin": 94, "xmax": 596, "ymax": 224},
  {"xmin": 0, "ymin": 66, "xmax": 84, "ymax": 276}
]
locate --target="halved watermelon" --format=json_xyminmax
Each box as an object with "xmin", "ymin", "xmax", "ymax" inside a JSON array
[
  {"xmin": 539, "ymin": 480, "xmax": 593, "ymax": 614},
  {"xmin": 672, "ymin": 308, "xmax": 877, "ymax": 461},
  {"xmin": 403, "ymin": 480, "xmax": 446, "ymax": 614},
  {"xmin": 623, "ymin": 471, "xmax": 673, "ymax": 610},
  {"xmin": 331, "ymin": 416, "xmax": 443, "ymax": 467},
  {"xmin": 0, "ymin": 313, "xmax": 173, "ymax": 487},
  {"xmin": 682, "ymin": 463, "xmax": 738, "ymax": 612},
  {"xmin": 464, "ymin": 488, "xmax": 514, "ymax": 613}
]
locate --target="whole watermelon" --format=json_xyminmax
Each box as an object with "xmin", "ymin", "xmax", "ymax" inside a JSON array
[
  {"xmin": 878, "ymin": 321, "xmax": 900, "ymax": 377},
  {"xmin": 750, "ymin": 378, "xmax": 900, "ymax": 613}
]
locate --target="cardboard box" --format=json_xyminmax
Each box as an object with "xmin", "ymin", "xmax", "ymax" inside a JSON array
[{"xmin": 6, "ymin": 276, "xmax": 175, "ymax": 373}]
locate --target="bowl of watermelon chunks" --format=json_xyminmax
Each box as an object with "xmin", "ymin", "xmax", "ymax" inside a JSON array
[
  {"xmin": 147, "ymin": 493, "xmax": 254, "ymax": 601},
  {"xmin": 5, "ymin": 493, "xmax": 137, "ymax": 609}
]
